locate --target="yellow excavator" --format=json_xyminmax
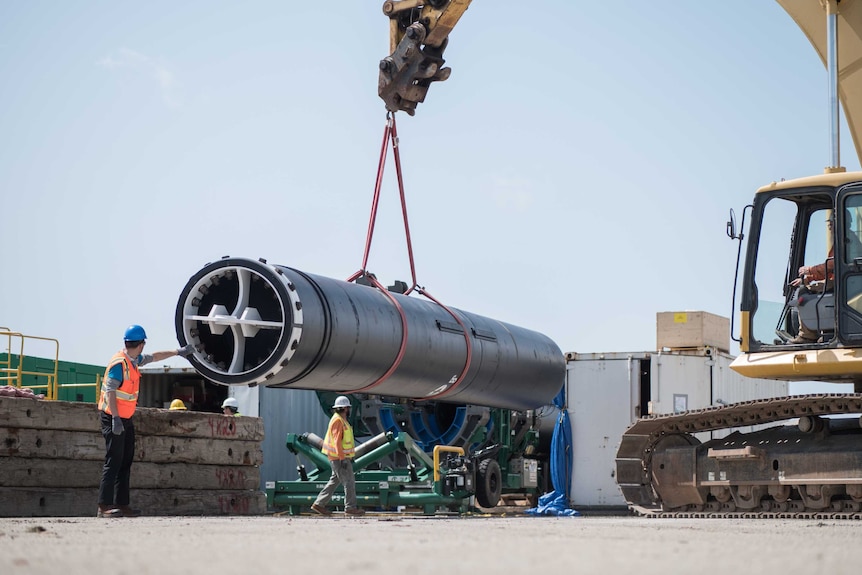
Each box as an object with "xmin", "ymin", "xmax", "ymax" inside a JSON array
[
  {"xmin": 615, "ymin": 0, "xmax": 862, "ymax": 517},
  {"xmin": 377, "ymin": 2, "xmax": 862, "ymax": 516},
  {"xmin": 377, "ymin": 1, "xmax": 862, "ymax": 517}
]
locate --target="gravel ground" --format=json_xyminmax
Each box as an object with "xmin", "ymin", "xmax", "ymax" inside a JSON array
[{"xmin": 2, "ymin": 513, "xmax": 860, "ymax": 575}]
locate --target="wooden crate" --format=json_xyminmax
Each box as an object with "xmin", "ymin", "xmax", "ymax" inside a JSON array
[{"xmin": 656, "ymin": 311, "xmax": 730, "ymax": 352}]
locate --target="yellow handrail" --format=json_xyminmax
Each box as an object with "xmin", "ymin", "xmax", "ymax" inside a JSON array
[
  {"xmin": 0, "ymin": 328, "xmax": 13, "ymax": 387},
  {"xmin": 57, "ymin": 373, "xmax": 102, "ymax": 401},
  {"xmin": 0, "ymin": 330, "xmax": 60, "ymax": 400},
  {"xmin": 432, "ymin": 445, "xmax": 465, "ymax": 483}
]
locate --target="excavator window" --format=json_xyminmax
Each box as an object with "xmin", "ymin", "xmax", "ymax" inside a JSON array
[
  {"xmin": 749, "ymin": 195, "xmax": 799, "ymax": 345},
  {"xmin": 746, "ymin": 188, "xmax": 862, "ymax": 351},
  {"xmin": 840, "ymin": 199, "xmax": 862, "ymax": 265},
  {"xmin": 747, "ymin": 193, "xmax": 833, "ymax": 347},
  {"xmin": 745, "ymin": 187, "xmax": 862, "ymax": 347},
  {"xmin": 837, "ymin": 190, "xmax": 862, "ymax": 341}
]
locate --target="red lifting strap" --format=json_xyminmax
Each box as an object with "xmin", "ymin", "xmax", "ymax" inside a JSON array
[
  {"xmin": 346, "ymin": 114, "xmax": 416, "ymax": 289},
  {"xmin": 346, "ymin": 114, "xmax": 472, "ymax": 398},
  {"xmin": 410, "ymin": 286, "xmax": 473, "ymax": 402}
]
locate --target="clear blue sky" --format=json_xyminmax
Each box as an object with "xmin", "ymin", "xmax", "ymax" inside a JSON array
[{"xmin": 2, "ymin": 1, "xmax": 859, "ymax": 387}]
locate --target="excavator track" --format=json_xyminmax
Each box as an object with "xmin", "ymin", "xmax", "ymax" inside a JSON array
[{"xmin": 616, "ymin": 394, "xmax": 862, "ymax": 519}]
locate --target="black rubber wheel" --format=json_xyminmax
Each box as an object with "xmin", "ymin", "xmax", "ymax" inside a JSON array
[{"xmin": 476, "ymin": 458, "xmax": 502, "ymax": 508}]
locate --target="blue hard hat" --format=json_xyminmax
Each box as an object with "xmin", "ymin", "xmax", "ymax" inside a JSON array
[{"xmin": 124, "ymin": 324, "xmax": 147, "ymax": 342}]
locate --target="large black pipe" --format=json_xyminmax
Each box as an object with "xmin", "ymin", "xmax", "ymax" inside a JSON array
[{"xmin": 175, "ymin": 257, "xmax": 564, "ymax": 410}]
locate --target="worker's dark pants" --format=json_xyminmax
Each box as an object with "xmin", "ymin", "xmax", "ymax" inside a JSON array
[{"xmin": 98, "ymin": 412, "xmax": 135, "ymax": 507}]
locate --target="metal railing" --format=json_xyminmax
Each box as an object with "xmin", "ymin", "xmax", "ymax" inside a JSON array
[
  {"xmin": 0, "ymin": 330, "xmax": 104, "ymax": 401},
  {"xmin": 58, "ymin": 373, "xmax": 103, "ymax": 401},
  {"xmin": 1, "ymin": 330, "xmax": 60, "ymax": 400}
]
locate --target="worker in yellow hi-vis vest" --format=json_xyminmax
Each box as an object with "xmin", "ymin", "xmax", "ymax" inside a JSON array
[{"xmin": 310, "ymin": 395, "xmax": 365, "ymax": 516}]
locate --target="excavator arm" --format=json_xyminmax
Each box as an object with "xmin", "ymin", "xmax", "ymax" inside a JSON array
[
  {"xmin": 378, "ymin": 0, "xmax": 472, "ymax": 115},
  {"xmin": 777, "ymin": 0, "xmax": 862, "ymax": 165}
]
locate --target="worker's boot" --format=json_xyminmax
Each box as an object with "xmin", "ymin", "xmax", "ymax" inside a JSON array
[
  {"xmin": 311, "ymin": 503, "xmax": 332, "ymax": 516},
  {"xmin": 345, "ymin": 507, "xmax": 366, "ymax": 516},
  {"xmin": 790, "ymin": 323, "xmax": 819, "ymax": 344},
  {"xmin": 97, "ymin": 504, "xmax": 121, "ymax": 518},
  {"xmin": 116, "ymin": 505, "xmax": 142, "ymax": 517}
]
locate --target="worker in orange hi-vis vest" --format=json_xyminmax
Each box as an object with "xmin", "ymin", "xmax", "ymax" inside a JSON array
[
  {"xmin": 310, "ymin": 395, "xmax": 365, "ymax": 516},
  {"xmin": 96, "ymin": 324, "xmax": 195, "ymax": 518}
]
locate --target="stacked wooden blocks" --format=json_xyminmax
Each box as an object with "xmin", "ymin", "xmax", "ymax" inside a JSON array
[{"xmin": 0, "ymin": 395, "xmax": 265, "ymax": 517}]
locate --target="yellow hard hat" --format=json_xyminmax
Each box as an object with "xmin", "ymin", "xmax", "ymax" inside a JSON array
[{"xmin": 169, "ymin": 399, "xmax": 187, "ymax": 410}]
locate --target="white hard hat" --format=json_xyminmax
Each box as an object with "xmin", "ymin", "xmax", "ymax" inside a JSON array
[
  {"xmin": 222, "ymin": 397, "xmax": 239, "ymax": 409},
  {"xmin": 332, "ymin": 395, "xmax": 351, "ymax": 409}
]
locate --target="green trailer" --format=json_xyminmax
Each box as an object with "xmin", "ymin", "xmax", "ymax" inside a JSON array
[
  {"xmin": 267, "ymin": 399, "xmax": 548, "ymax": 515},
  {"xmin": 267, "ymin": 430, "xmax": 477, "ymax": 515}
]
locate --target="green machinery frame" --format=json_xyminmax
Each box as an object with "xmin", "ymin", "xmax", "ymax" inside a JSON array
[{"xmin": 266, "ymin": 431, "xmax": 475, "ymax": 515}]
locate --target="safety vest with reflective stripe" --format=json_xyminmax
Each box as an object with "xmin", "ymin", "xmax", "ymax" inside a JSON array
[
  {"xmin": 321, "ymin": 412, "xmax": 355, "ymax": 460},
  {"xmin": 98, "ymin": 352, "xmax": 140, "ymax": 418}
]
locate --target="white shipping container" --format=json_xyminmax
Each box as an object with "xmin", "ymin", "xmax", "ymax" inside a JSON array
[{"xmin": 565, "ymin": 348, "xmax": 788, "ymax": 509}]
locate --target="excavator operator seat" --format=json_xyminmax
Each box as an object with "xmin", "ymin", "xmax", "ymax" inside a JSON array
[{"xmin": 791, "ymin": 292, "xmax": 836, "ymax": 334}]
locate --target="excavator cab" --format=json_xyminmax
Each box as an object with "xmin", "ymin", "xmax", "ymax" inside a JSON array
[
  {"xmin": 731, "ymin": 173, "xmax": 862, "ymax": 386},
  {"xmin": 728, "ymin": 1, "xmax": 862, "ymax": 386}
]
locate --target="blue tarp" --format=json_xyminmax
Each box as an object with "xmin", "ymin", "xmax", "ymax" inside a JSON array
[{"xmin": 525, "ymin": 384, "xmax": 580, "ymax": 517}]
